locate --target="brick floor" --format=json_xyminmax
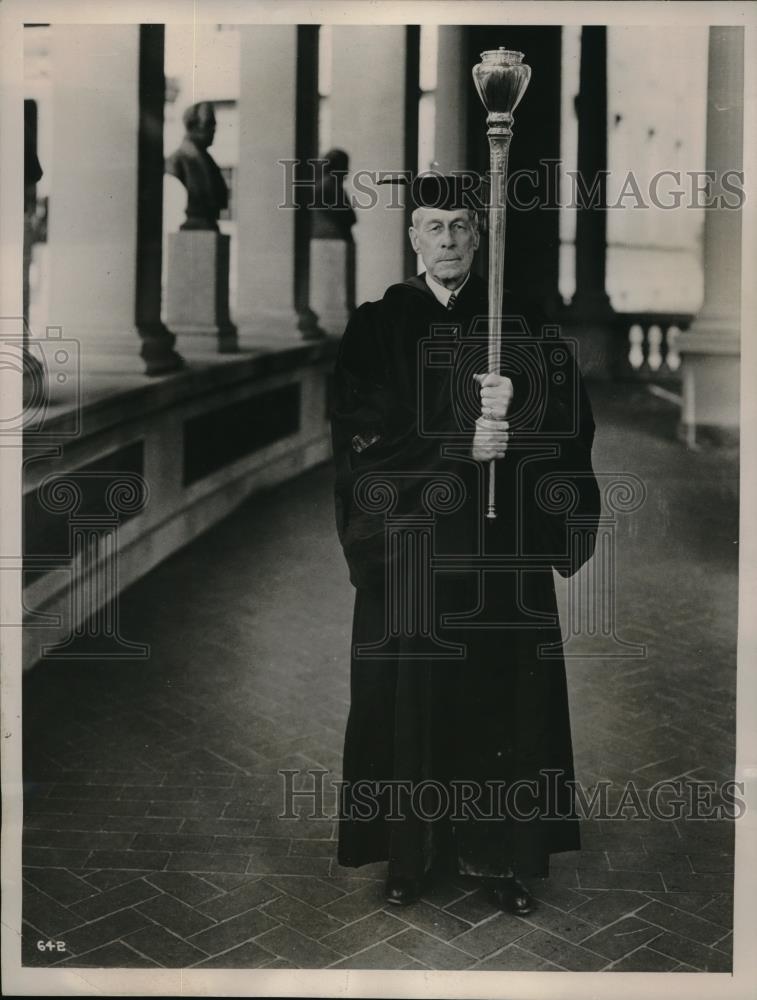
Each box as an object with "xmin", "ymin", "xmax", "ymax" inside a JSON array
[{"xmin": 21, "ymin": 384, "xmax": 738, "ymax": 971}]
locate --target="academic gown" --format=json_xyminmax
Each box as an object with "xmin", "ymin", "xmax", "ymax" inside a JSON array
[{"xmin": 329, "ymin": 271, "xmax": 600, "ymax": 880}]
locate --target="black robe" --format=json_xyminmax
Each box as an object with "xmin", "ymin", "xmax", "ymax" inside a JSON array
[{"xmin": 329, "ymin": 271, "xmax": 600, "ymax": 879}]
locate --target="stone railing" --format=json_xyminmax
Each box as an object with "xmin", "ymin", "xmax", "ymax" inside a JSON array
[{"xmin": 614, "ymin": 311, "xmax": 693, "ymax": 384}]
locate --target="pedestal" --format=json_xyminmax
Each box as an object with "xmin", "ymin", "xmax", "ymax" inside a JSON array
[
  {"xmin": 310, "ymin": 238, "xmax": 355, "ymax": 336},
  {"xmin": 165, "ymin": 231, "xmax": 237, "ymax": 353}
]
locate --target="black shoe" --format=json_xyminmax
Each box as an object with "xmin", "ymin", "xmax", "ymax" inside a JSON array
[
  {"xmin": 385, "ymin": 874, "xmax": 423, "ymax": 906},
  {"xmin": 490, "ymin": 876, "xmax": 534, "ymax": 916}
]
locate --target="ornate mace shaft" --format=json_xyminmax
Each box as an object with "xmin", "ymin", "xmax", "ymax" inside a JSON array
[{"xmin": 472, "ymin": 48, "xmax": 531, "ymax": 519}]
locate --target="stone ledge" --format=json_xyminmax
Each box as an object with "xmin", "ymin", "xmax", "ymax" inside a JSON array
[
  {"xmin": 21, "ymin": 339, "xmax": 338, "ymax": 669},
  {"xmin": 29, "ymin": 336, "xmax": 340, "ymax": 441}
]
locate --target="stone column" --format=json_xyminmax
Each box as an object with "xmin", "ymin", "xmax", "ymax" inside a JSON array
[
  {"xmin": 293, "ymin": 25, "xmax": 323, "ymax": 339},
  {"xmin": 434, "ymin": 28, "xmax": 467, "ymax": 173},
  {"xmin": 572, "ymin": 27, "xmax": 612, "ymax": 316},
  {"xmin": 135, "ymin": 25, "xmax": 184, "ymax": 373},
  {"xmin": 47, "ymin": 25, "xmax": 181, "ymax": 374},
  {"xmin": 329, "ymin": 26, "xmax": 408, "ymax": 305},
  {"xmin": 567, "ymin": 26, "xmax": 614, "ymax": 377},
  {"xmin": 678, "ymin": 27, "xmax": 743, "ymax": 445},
  {"xmin": 236, "ymin": 26, "xmax": 303, "ymax": 342},
  {"xmin": 466, "ymin": 26, "xmax": 563, "ymax": 318},
  {"xmin": 501, "ymin": 26, "xmax": 564, "ymax": 317}
]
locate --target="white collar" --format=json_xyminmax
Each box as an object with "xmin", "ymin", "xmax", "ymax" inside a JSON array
[{"xmin": 424, "ymin": 271, "xmax": 470, "ymax": 308}]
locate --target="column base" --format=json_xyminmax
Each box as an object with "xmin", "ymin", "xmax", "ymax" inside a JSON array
[
  {"xmin": 678, "ymin": 318, "xmax": 739, "ymax": 447},
  {"xmin": 297, "ymin": 307, "xmax": 327, "ymax": 341},
  {"xmin": 162, "ymin": 326, "xmax": 239, "ymax": 356},
  {"xmin": 138, "ymin": 323, "xmax": 186, "ymax": 375},
  {"xmin": 142, "ymin": 349, "xmax": 186, "ymax": 376},
  {"xmin": 31, "ymin": 321, "xmax": 185, "ymax": 386},
  {"xmin": 79, "ymin": 348, "xmax": 183, "ymax": 378},
  {"xmin": 677, "ymin": 314, "xmax": 740, "ymax": 354}
]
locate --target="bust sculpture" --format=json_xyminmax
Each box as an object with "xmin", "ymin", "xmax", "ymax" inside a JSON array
[
  {"xmin": 311, "ymin": 148, "xmax": 357, "ymax": 241},
  {"xmin": 165, "ymin": 102, "xmax": 229, "ymax": 231}
]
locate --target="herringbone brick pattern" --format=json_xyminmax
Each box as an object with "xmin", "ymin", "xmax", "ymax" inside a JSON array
[{"xmin": 20, "ymin": 386, "xmax": 738, "ymax": 971}]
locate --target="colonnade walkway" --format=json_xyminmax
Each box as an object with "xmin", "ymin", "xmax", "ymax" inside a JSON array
[{"xmin": 20, "ymin": 383, "xmax": 738, "ymax": 972}]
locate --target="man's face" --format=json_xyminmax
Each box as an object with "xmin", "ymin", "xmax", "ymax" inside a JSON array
[{"xmin": 409, "ymin": 208, "xmax": 480, "ymax": 288}]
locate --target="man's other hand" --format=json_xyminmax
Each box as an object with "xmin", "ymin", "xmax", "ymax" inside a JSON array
[
  {"xmin": 474, "ymin": 372, "xmax": 513, "ymax": 421},
  {"xmin": 472, "ymin": 416, "xmax": 509, "ymax": 461}
]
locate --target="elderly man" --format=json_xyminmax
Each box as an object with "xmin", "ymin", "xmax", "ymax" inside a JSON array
[{"xmin": 330, "ymin": 174, "xmax": 600, "ymax": 916}]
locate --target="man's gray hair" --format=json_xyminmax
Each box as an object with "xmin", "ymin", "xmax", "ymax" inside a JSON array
[{"xmin": 410, "ymin": 206, "xmax": 480, "ymax": 230}]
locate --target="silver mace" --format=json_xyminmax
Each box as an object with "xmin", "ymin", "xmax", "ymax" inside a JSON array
[{"xmin": 472, "ymin": 48, "xmax": 531, "ymax": 519}]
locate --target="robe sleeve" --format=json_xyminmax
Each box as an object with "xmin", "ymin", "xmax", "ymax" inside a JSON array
[
  {"xmin": 330, "ymin": 297, "xmax": 466, "ymax": 588},
  {"xmin": 329, "ymin": 303, "xmax": 407, "ymax": 589}
]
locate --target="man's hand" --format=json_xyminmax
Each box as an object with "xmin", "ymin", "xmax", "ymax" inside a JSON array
[
  {"xmin": 472, "ymin": 416, "xmax": 509, "ymax": 461},
  {"xmin": 474, "ymin": 372, "xmax": 513, "ymax": 421},
  {"xmin": 471, "ymin": 373, "xmax": 513, "ymax": 461}
]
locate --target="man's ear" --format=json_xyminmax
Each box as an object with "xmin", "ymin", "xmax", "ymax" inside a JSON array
[{"xmin": 408, "ymin": 227, "xmax": 420, "ymax": 254}]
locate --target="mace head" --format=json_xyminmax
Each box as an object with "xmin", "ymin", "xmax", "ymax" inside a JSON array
[{"xmin": 472, "ymin": 47, "xmax": 531, "ymax": 122}]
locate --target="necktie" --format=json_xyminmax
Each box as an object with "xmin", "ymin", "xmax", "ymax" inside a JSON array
[{"xmin": 447, "ymin": 292, "xmax": 457, "ymax": 311}]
